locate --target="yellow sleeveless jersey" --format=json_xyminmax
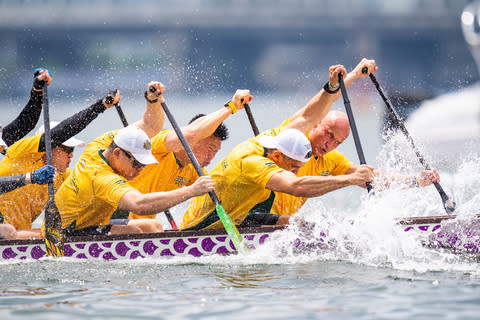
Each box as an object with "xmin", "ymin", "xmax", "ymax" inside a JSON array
[
  {"xmin": 0, "ymin": 135, "xmax": 69, "ymax": 230},
  {"xmin": 180, "ymin": 135, "xmax": 283, "ymax": 230},
  {"xmin": 271, "ymin": 150, "xmax": 352, "ymax": 215},
  {"xmin": 55, "ymin": 131, "xmax": 135, "ymax": 231},
  {"xmin": 129, "ymin": 129, "xmax": 199, "ymax": 219}
]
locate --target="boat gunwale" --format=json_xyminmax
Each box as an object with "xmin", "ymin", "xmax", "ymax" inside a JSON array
[
  {"xmin": 398, "ymin": 214, "xmax": 480, "ymax": 225},
  {"xmin": 2, "ymin": 214, "xmax": 479, "ymax": 247},
  {"xmin": 0, "ymin": 225, "xmax": 286, "ymax": 246}
]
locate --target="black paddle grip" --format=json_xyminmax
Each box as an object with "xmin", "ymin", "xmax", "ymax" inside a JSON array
[{"xmin": 105, "ymin": 89, "xmax": 118, "ymax": 105}]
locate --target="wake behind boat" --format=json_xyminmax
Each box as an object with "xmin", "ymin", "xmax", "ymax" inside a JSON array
[{"xmin": 1, "ymin": 214, "xmax": 479, "ymax": 261}]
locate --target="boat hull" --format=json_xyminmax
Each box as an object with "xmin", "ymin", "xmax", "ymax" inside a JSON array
[
  {"xmin": 0, "ymin": 226, "xmax": 278, "ymax": 261},
  {"xmin": 1, "ymin": 215, "xmax": 479, "ymax": 261}
]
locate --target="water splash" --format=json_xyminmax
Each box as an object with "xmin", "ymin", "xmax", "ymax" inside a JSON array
[{"xmin": 132, "ymin": 135, "xmax": 480, "ymax": 273}]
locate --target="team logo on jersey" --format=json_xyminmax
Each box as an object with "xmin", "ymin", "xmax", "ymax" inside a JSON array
[
  {"xmin": 115, "ymin": 179, "xmax": 127, "ymax": 185},
  {"xmin": 70, "ymin": 176, "xmax": 79, "ymax": 195},
  {"xmin": 264, "ymin": 161, "xmax": 275, "ymax": 167}
]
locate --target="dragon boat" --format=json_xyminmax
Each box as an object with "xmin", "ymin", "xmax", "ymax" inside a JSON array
[{"xmin": 1, "ymin": 214, "xmax": 479, "ymax": 261}]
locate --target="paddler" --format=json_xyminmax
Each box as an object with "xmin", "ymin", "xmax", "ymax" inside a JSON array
[
  {"xmin": 0, "ymin": 86, "xmax": 122, "ymax": 239},
  {"xmin": 180, "ymin": 59, "xmax": 377, "ymax": 230},
  {"xmin": 270, "ymin": 110, "xmax": 440, "ymax": 216},
  {"xmin": 0, "ymin": 68, "xmax": 55, "ymax": 240},
  {"xmin": 55, "ymin": 84, "xmax": 215, "ymax": 236},
  {"xmin": 124, "ymin": 89, "xmax": 250, "ymax": 223}
]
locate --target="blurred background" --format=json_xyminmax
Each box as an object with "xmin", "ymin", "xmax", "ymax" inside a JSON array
[
  {"xmin": 0, "ymin": 0, "xmax": 477, "ymax": 96},
  {"xmin": 0, "ymin": 0, "xmax": 479, "ymax": 217}
]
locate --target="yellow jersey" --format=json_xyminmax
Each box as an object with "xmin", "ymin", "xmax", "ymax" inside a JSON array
[
  {"xmin": 55, "ymin": 131, "xmax": 135, "ymax": 231},
  {"xmin": 271, "ymin": 150, "xmax": 352, "ymax": 215},
  {"xmin": 129, "ymin": 129, "xmax": 199, "ymax": 219},
  {"xmin": 257, "ymin": 117, "xmax": 353, "ymax": 216},
  {"xmin": 180, "ymin": 136, "xmax": 283, "ymax": 230},
  {"xmin": 0, "ymin": 135, "xmax": 69, "ymax": 230}
]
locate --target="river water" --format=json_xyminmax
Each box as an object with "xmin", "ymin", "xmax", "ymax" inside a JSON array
[{"xmin": 0, "ymin": 87, "xmax": 479, "ymax": 319}]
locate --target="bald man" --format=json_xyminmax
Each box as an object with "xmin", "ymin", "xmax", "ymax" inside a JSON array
[{"xmin": 270, "ymin": 110, "xmax": 440, "ymax": 216}]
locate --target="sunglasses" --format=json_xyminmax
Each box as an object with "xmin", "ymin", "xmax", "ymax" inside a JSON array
[
  {"xmin": 60, "ymin": 145, "xmax": 75, "ymax": 154},
  {"xmin": 121, "ymin": 149, "xmax": 145, "ymax": 169}
]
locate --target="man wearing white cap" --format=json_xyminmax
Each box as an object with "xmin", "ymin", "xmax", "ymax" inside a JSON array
[
  {"xmin": 270, "ymin": 111, "xmax": 440, "ymax": 216},
  {"xmin": 0, "ymin": 89, "xmax": 122, "ymax": 238},
  {"xmin": 56, "ymin": 125, "xmax": 215, "ymax": 236},
  {"xmin": 126, "ymin": 89, "xmax": 249, "ymax": 222},
  {"xmin": 180, "ymin": 59, "xmax": 378, "ymax": 230}
]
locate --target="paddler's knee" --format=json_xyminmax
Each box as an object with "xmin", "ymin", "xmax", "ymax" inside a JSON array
[
  {"xmin": 127, "ymin": 219, "xmax": 164, "ymax": 233},
  {"xmin": 0, "ymin": 224, "xmax": 16, "ymax": 240}
]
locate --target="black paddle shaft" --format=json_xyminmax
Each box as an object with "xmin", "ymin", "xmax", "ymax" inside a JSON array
[
  {"xmin": 150, "ymin": 88, "xmax": 221, "ymax": 206},
  {"xmin": 364, "ymin": 67, "xmax": 455, "ymax": 213},
  {"xmin": 42, "ymin": 83, "xmax": 64, "ymax": 257},
  {"xmin": 115, "ymin": 104, "xmax": 129, "ymax": 127},
  {"xmin": 114, "ymin": 98, "xmax": 178, "ymax": 229},
  {"xmin": 338, "ymin": 73, "xmax": 373, "ymax": 192},
  {"xmin": 244, "ymin": 103, "xmax": 259, "ymax": 136},
  {"xmin": 42, "ymin": 86, "xmax": 54, "ymax": 198}
]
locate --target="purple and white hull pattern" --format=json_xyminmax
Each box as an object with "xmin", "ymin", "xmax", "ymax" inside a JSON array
[
  {"xmin": 1, "ymin": 215, "xmax": 479, "ymax": 261},
  {"xmin": 0, "ymin": 226, "xmax": 277, "ymax": 261}
]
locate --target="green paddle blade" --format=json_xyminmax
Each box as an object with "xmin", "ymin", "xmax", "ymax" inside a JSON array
[{"xmin": 215, "ymin": 203, "xmax": 248, "ymax": 252}]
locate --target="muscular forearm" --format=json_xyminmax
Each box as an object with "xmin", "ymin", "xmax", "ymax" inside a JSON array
[
  {"xmin": 287, "ymin": 70, "xmax": 360, "ymax": 134},
  {"xmin": 133, "ymin": 101, "xmax": 165, "ymax": 138},
  {"xmin": 167, "ymin": 107, "xmax": 231, "ymax": 152},
  {"xmin": 288, "ymin": 175, "xmax": 352, "ymax": 197},
  {"xmin": 2, "ymin": 89, "xmax": 43, "ymax": 146},
  {"xmin": 268, "ymin": 171, "xmax": 355, "ymax": 198},
  {"xmin": 120, "ymin": 187, "xmax": 197, "ymax": 214},
  {"xmin": 287, "ymin": 89, "xmax": 339, "ymax": 134}
]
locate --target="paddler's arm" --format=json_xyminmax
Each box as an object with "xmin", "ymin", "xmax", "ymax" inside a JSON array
[
  {"xmin": 348, "ymin": 165, "xmax": 441, "ymax": 190},
  {"xmin": 2, "ymin": 69, "xmax": 52, "ymax": 146},
  {"xmin": 266, "ymin": 166, "xmax": 374, "ymax": 197},
  {"xmin": 0, "ymin": 164, "xmax": 55, "ymax": 194},
  {"xmin": 117, "ymin": 176, "xmax": 215, "ymax": 214},
  {"xmin": 286, "ymin": 58, "xmax": 378, "ymax": 134},
  {"xmin": 164, "ymin": 89, "xmax": 252, "ymax": 152},
  {"xmin": 132, "ymin": 81, "xmax": 166, "ymax": 138},
  {"xmin": 37, "ymin": 90, "xmax": 120, "ymax": 152}
]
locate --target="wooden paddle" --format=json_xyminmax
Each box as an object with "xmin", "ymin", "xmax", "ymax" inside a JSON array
[
  {"xmin": 112, "ymin": 98, "xmax": 178, "ymax": 229},
  {"xmin": 363, "ymin": 68, "xmax": 456, "ymax": 214},
  {"xmin": 338, "ymin": 73, "xmax": 373, "ymax": 192},
  {"xmin": 151, "ymin": 87, "xmax": 247, "ymax": 252},
  {"xmin": 42, "ymin": 82, "xmax": 65, "ymax": 257}
]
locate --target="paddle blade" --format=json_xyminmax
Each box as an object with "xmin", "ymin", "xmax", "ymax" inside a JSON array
[
  {"xmin": 443, "ymin": 199, "xmax": 456, "ymax": 214},
  {"xmin": 44, "ymin": 199, "xmax": 65, "ymax": 257},
  {"xmin": 215, "ymin": 204, "xmax": 248, "ymax": 252}
]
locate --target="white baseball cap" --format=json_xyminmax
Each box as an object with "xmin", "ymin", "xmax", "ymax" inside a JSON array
[
  {"xmin": 36, "ymin": 121, "xmax": 86, "ymax": 147},
  {"xmin": 113, "ymin": 126, "xmax": 158, "ymax": 165},
  {"xmin": 259, "ymin": 128, "xmax": 312, "ymax": 162}
]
